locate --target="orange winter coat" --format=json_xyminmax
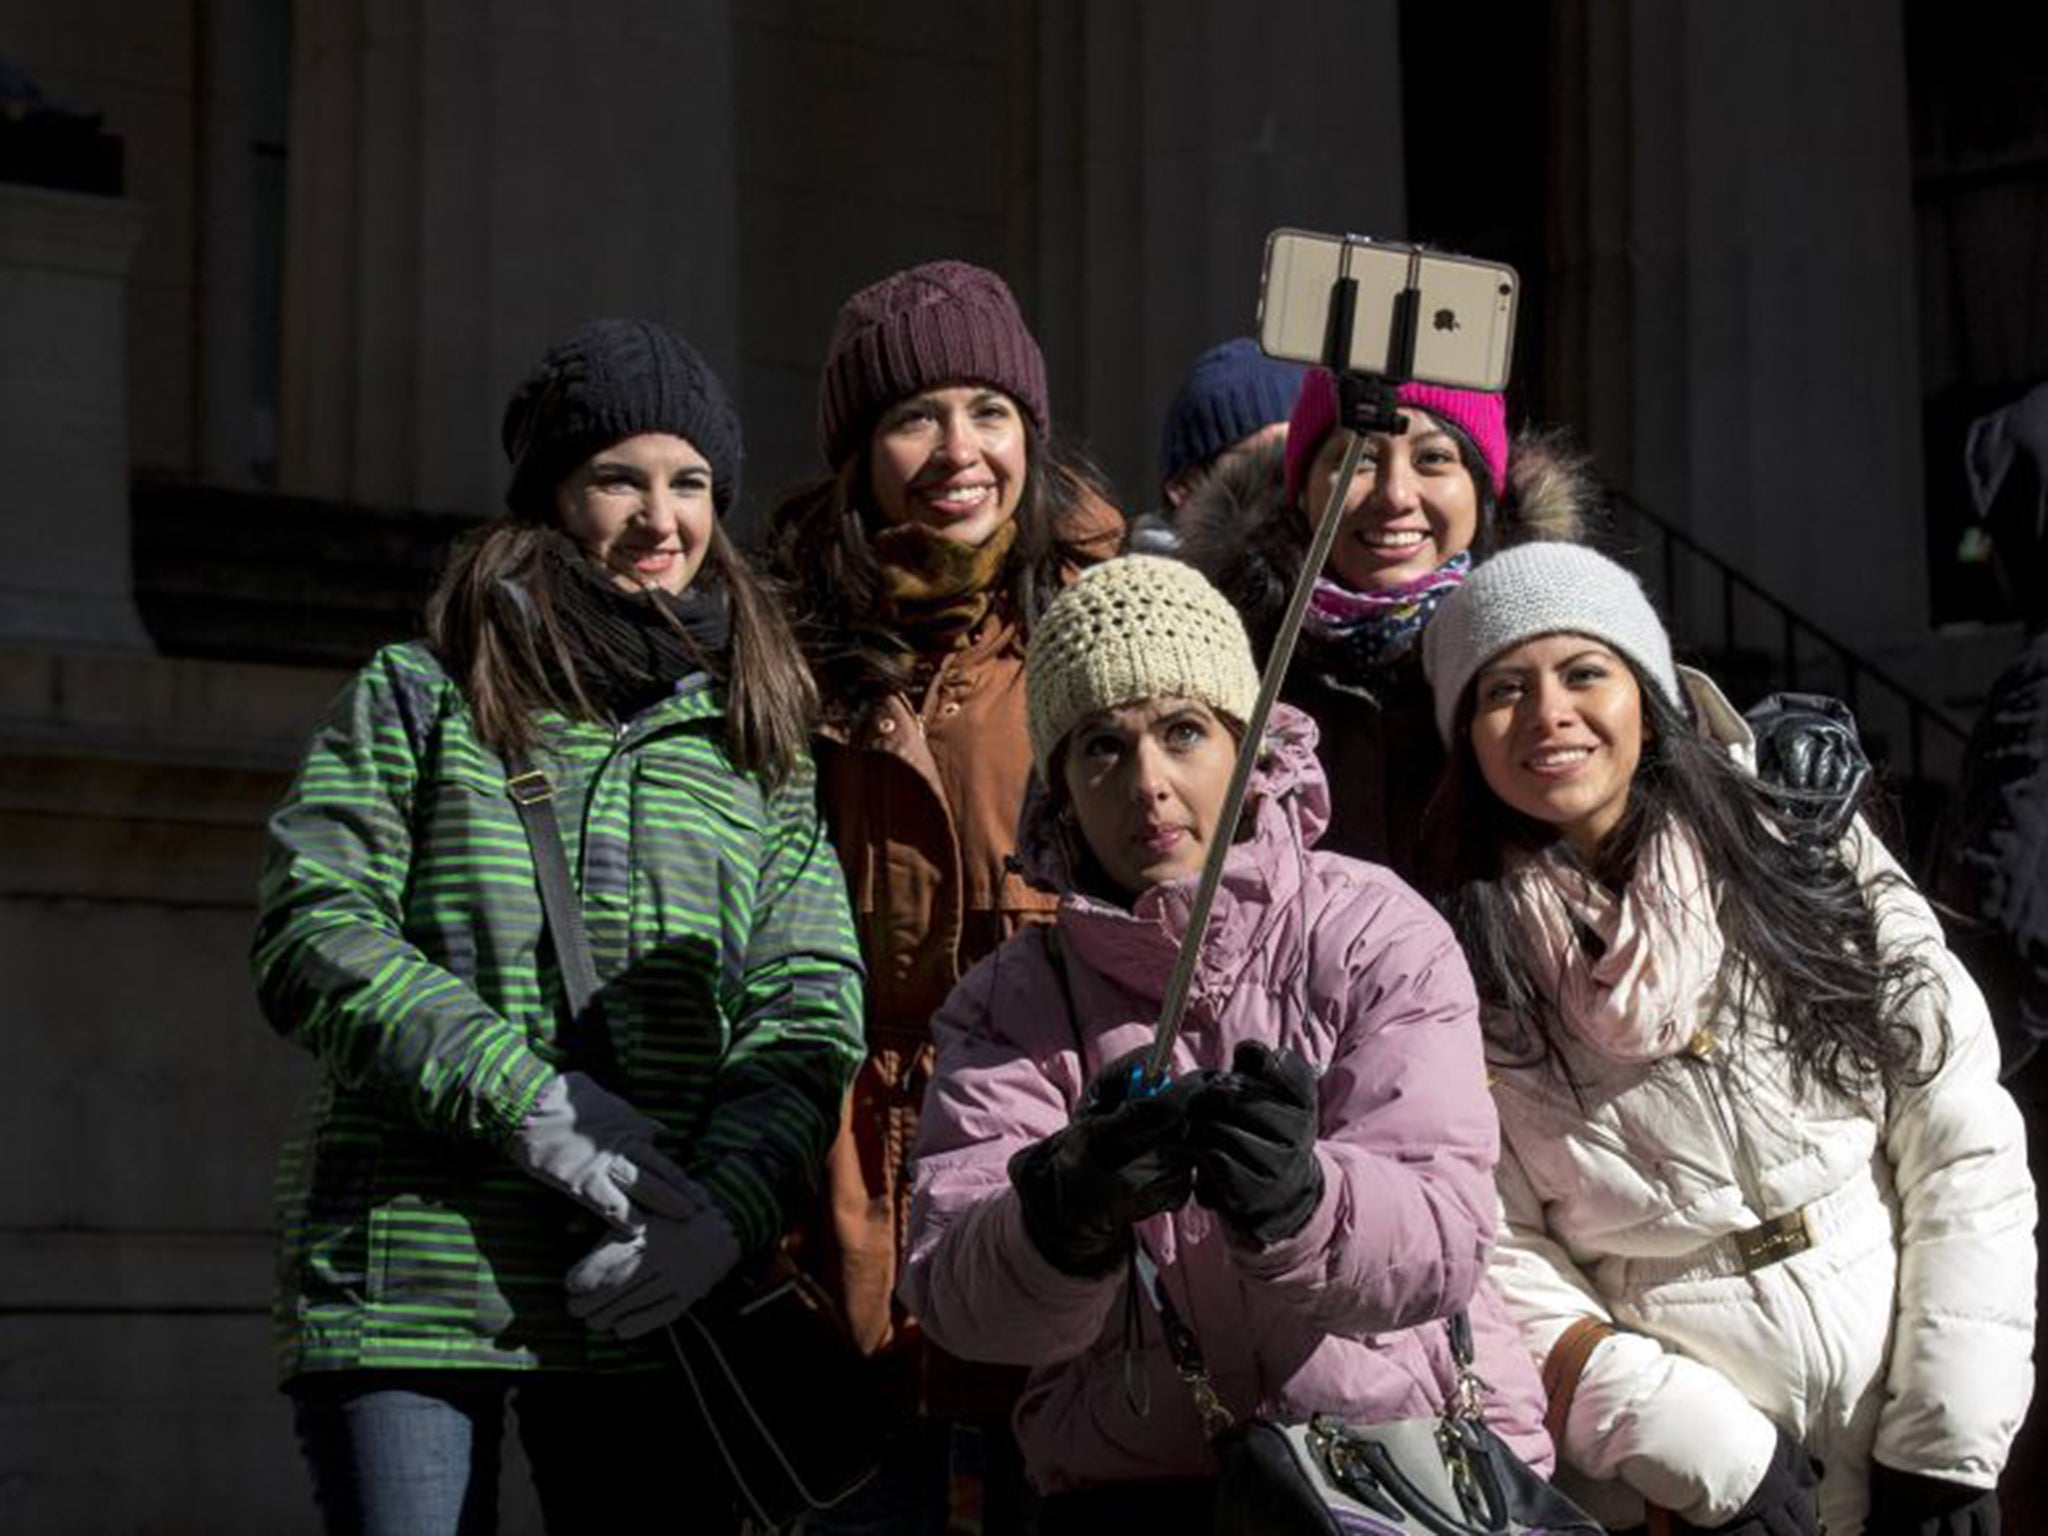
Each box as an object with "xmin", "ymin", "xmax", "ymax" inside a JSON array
[{"xmin": 811, "ymin": 505, "xmax": 1119, "ymax": 1412}]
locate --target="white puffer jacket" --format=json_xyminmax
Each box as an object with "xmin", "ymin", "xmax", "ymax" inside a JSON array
[{"xmin": 1489, "ymin": 672, "xmax": 2036, "ymax": 1535}]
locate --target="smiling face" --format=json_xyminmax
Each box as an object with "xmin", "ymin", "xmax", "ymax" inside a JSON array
[
  {"xmin": 868, "ymin": 384, "xmax": 1029, "ymax": 547},
  {"xmin": 554, "ymin": 432, "xmax": 715, "ymax": 596},
  {"xmin": 1468, "ymin": 635, "xmax": 1645, "ymax": 861},
  {"xmin": 1303, "ymin": 407, "xmax": 1481, "ymax": 591},
  {"xmin": 1060, "ymin": 697, "xmax": 1239, "ymax": 899}
]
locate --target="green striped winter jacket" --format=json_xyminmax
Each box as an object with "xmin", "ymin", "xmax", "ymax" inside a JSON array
[{"xmin": 254, "ymin": 641, "xmax": 865, "ymax": 1376}]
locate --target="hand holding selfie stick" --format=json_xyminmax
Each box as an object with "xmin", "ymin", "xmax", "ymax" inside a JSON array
[{"xmin": 1140, "ymin": 247, "xmax": 1427, "ymax": 1087}]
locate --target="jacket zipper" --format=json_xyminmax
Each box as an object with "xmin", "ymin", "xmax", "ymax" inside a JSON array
[{"xmin": 1683, "ymin": 1030, "xmax": 1769, "ymax": 1219}]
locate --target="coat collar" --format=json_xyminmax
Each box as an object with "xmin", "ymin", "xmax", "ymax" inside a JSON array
[{"xmin": 1018, "ymin": 703, "xmax": 1331, "ymax": 1002}]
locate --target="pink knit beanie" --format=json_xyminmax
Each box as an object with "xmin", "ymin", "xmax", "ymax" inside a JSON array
[
  {"xmin": 817, "ymin": 260, "xmax": 1050, "ymax": 468},
  {"xmin": 1280, "ymin": 367, "xmax": 1509, "ymax": 505}
]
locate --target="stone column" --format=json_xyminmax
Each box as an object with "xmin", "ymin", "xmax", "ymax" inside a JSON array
[
  {"xmin": 281, "ymin": 0, "xmax": 742, "ymax": 516},
  {"xmin": 1547, "ymin": 0, "xmax": 1926, "ymax": 641},
  {"xmin": 0, "ymin": 183, "xmax": 150, "ymax": 651},
  {"xmin": 1011, "ymin": 0, "xmax": 1407, "ymax": 501}
]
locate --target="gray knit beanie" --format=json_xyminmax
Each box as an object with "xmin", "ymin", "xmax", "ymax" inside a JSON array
[
  {"xmin": 1025, "ymin": 555, "xmax": 1260, "ymax": 781},
  {"xmin": 1422, "ymin": 543, "xmax": 1682, "ymax": 741}
]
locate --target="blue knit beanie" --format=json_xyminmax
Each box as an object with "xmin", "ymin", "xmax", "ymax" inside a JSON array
[{"xmin": 1159, "ymin": 338, "xmax": 1307, "ymax": 491}]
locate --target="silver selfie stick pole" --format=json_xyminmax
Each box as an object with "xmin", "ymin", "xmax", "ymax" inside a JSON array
[{"xmin": 1143, "ymin": 253, "xmax": 1422, "ymax": 1082}]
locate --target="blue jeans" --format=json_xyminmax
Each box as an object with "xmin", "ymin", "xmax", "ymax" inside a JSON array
[{"xmin": 290, "ymin": 1371, "xmax": 738, "ymax": 1536}]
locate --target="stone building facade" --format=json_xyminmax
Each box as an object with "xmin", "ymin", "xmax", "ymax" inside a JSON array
[{"xmin": 2, "ymin": 2, "xmax": 2045, "ymax": 1528}]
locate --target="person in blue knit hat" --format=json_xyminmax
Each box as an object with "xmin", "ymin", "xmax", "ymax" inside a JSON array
[
  {"xmin": 1158, "ymin": 336, "xmax": 1307, "ymax": 509},
  {"xmin": 1129, "ymin": 337, "xmax": 1306, "ymax": 557}
]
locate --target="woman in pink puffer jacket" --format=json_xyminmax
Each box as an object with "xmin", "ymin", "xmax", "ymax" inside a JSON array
[{"xmin": 897, "ymin": 555, "xmax": 1550, "ymax": 1528}]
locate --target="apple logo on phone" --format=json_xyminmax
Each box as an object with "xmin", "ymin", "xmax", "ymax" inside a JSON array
[{"xmin": 1432, "ymin": 308, "xmax": 1461, "ymax": 333}]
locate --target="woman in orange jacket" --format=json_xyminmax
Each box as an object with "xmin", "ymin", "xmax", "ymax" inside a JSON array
[{"xmin": 763, "ymin": 259, "xmax": 1118, "ymax": 1534}]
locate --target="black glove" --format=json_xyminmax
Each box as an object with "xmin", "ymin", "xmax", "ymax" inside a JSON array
[
  {"xmin": 1008, "ymin": 1050, "xmax": 1202, "ymax": 1278},
  {"xmin": 1864, "ymin": 1462, "xmax": 2000, "ymax": 1536},
  {"xmin": 1679, "ymin": 1426, "xmax": 1820, "ymax": 1535},
  {"xmin": 1188, "ymin": 1041, "xmax": 1323, "ymax": 1248},
  {"xmin": 1745, "ymin": 691, "xmax": 1871, "ymax": 842}
]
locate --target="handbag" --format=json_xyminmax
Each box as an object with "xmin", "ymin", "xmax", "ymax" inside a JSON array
[
  {"xmin": 507, "ymin": 757, "xmax": 884, "ymax": 1529},
  {"xmin": 1139, "ymin": 1264, "xmax": 1600, "ymax": 1536},
  {"xmin": 669, "ymin": 1254, "xmax": 887, "ymax": 1528}
]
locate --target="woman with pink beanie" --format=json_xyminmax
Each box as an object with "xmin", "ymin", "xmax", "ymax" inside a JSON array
[
  {"xmin": 1176, "ymin": 366, "xmax": 1596, "ymax": 885},
  {"xmin": 762, "ymin": 258, "xmax": 1119, "ymax": 1533}
]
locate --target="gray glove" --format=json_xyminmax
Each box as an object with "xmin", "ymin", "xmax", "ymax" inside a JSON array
[
  {"xmin": 504, "ymin": 1070, "xmax": 699, "ymax": 1235},
  {"xmin": 565, "ymin": 1187, "xmax": 742, "ymax": 1338}
]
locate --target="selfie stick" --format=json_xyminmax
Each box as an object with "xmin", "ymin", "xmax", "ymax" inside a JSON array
[{"xmin": 1142, "ymin": 246, "xmax": 1422, "ymax": 1084}]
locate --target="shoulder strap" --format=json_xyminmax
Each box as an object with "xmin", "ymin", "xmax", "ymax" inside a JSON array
[
  {"xmin": 506, "ymin": 754, "xmax": 607, "ymax": 1067},
  {"xmin": 1540, "ymin": 1315, "xmax": 1615, "ymax": 1444},
  {"xmin": 1539, "ymin": 1317, "xmax": 1672, "ymax": 1531}
]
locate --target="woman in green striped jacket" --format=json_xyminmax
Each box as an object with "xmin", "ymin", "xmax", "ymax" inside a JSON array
[{"xmin": 253, "ymin": 319, "xmax": 866, "ymax": 1534}]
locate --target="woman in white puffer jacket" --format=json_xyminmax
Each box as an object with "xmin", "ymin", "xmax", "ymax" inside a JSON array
[{"xmin": 1421, "ymin": 543, "xmax": 2035, "ymax": 1536}]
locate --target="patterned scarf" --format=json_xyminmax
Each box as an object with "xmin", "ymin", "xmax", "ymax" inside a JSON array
[
  {"xmin": 872, "ymin": 518, "xmax": 1019, "ymax": 648},
  {"xmin": 1503, "ymin": 824, "xmax": 1728, "ymax": 1064},
  {"xmin": 1301, "ymin": 551, "xmax": 1472, "ymax": 678}
]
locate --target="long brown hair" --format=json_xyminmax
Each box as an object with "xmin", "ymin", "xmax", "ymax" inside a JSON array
[
  {"xmin": 426, "ymin": 519, "xmax": 817, "ymax": 786},
  {"xmin": 762, "ymin": 422, "xmax": 1113, "ymax": 727}
]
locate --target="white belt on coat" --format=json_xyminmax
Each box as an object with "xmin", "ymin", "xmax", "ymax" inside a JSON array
[{"xmin": 1615, "ymin": 1177, "xmax": 1880, "ymax": 1288}]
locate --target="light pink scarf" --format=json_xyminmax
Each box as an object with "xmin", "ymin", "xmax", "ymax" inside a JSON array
[{"xmin": 1504, "ymin": 827, "xmax": 1727, "ymax": 1064}]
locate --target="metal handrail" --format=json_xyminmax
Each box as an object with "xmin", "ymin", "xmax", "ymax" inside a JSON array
[{"xmin": 1608, "ymin": 491, "xmax": 1969, "ymax": 786}]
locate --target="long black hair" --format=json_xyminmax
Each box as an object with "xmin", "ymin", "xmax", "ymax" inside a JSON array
[
  {"xmin": 761, "ymin": 421, "xmax": 1113, "ymax": 728},
  {"xmin": 1431, "ymin": 662, "xmax": 1941, "ymax": 1103}
]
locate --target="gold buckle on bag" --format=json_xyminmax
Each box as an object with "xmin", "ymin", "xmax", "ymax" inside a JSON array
[
  {"xmin": 1733, "ymin": 1208, "xmax": 1813, "ymax": 1273},
  {"xmin": 506, "ymin": 769, "xmax": 555, "ymax": 805}
]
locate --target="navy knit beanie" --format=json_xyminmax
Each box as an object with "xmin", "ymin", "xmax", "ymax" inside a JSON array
[
  {"xmin": 501, "ymin": 318, "xmax": 744, "ymax": 518},
  {"xmin": 1159, "ymin": 338, "xmax": 1307, "ymax": 491}
]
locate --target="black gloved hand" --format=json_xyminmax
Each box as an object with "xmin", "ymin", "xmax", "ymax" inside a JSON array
[
  {"xmin": 1745, "ymin": 691, "xmax": 1872, "ymax": 842},
  {"xmin": 1864, "ymin": 1462, "xmax": 2000, "ymax": 1536},
  {"xmin": 1679, "ymin": 1426, "xmax": 1820, "ymax": 1535},
  {"xmin": 1009, "ymin": 1050, "xmax": 1202, "ymax": 1278},
  {"xmin": 1188, "ymin": 1041, "xmax": 1323, "ymax": 1248}
]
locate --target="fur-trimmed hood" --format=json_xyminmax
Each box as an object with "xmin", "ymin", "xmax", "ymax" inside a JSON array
[{"xmin": 1175, "ymin": 427, "xmax": 1602, "ymax": 659}]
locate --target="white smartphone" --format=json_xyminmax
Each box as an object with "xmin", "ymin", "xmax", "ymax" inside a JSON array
[{"xmin": 1256, "ymin": 228, "xmax": 1519, "ymax": 392}]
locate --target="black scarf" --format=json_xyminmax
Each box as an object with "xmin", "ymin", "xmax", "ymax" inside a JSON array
[{"xmin": 529, "ymin": 546, "xmax": 734, "ymax": 723}]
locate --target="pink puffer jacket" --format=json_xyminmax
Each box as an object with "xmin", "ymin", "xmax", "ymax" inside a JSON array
[{"xmin": 898, "ymin": 705, "xmax": 1551, "ymax": 1492}]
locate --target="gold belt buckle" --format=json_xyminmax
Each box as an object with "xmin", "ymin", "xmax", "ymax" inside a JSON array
[{"xmin": 1734, "ymin": 1208, "xmax": 1813, "ymax": 1273}]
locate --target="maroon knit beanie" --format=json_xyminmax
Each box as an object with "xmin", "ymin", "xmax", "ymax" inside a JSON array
[
  {"xmin": 1281, "ymin": 367, "xmax": 1509, "ymax": 504},
  {"xmin": 817, "ymin": 260, "xmax": 1049, "ymax": 468}
]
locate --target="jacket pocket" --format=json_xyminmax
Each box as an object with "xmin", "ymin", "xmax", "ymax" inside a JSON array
[
  {"xmin": 631, "ymin": 754, "xmax": 762, "ymax": 858},
  {"xmin": 621, "ymin": 755, "xmax": 763, "ymax": 1019}
]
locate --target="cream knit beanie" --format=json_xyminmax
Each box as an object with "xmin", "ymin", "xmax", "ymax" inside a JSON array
[
  {"xmin": 1026, "ymin": 555, "xmax": 1260, "ymax": 780},
  {"xmin": 1422, "ymin": 542, "xmax": 1682, "ymax": 741}
]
